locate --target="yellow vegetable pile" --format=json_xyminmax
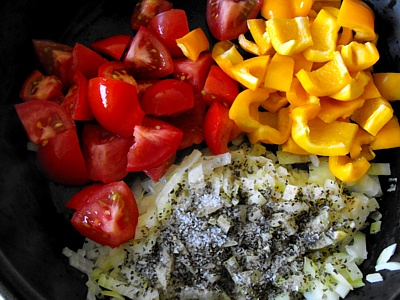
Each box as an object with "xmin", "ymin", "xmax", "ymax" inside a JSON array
[{"xmin": 211, "ymin": 0, "xmax": 400, "ymax": 183}]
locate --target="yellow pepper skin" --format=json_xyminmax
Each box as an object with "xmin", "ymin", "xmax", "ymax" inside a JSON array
[
  {"xmin": 317, "ymin": 97, "xmax": 365, "ymax": 123},
  {"xmin": 264, "ymin": 53, "xmax": 294, "ymax": 92},
  {"xmin": 262, "ymin": 0, "xmax": 314, "ymax": 19},
  {"xmin": 212, "ymin": 41, "xmax": 243, "ymax": 79},
  {"xmin": 349, "ymin": 126, "xmax": 375, "ymax": 159},
  {"xmin": 291, "ymin": 104, "xmax": 359, "ymax": 156},
  {"xmin": 339, "ymin": 41, "xmax": 379, "ymax": 72},
  {"xmin": 231, "ymin": 55, "xmax": 271, "ymax": 91},
  {"xmin": 248, "ymin": 107, "xmax": 292, "ymax": 144},
  {"xmin": 370, "ymin": 116, "xmax": 400, "ymax": 150},
  {"xmin": 281, "ymin": 136, "xmax": 311, "ymax": 155},
  {"xmin": 372, "ymin": 73, "xmax": 400, "ymax": 101},
  {"xmin": 362, "ymin": 71, "xmax": 381, "ymax": 99},
  {"xmin": 350, "ymin": 97, "xmax": 394, "ymax": 136},
  {"xmin": 247, "ymin": 19, "xmax": 275, "ymax": 55},
  {"xmin": 260, "ymin": 91, "xmax": 288, "ymax": 113},
  {"xmin": 337, "ymin": 0, "xmax": 376, "ymax": 42},
  {"xmin": 329, "ymin": 71, "xmax": 371, "ymax": 101},
  {"xmin": 329, "ymin": 155, "xmax": 371, "ymax": 182},
  {"xmin": 229, "ymin": 88, "xmax": 270, "ymax": 132},
  {"xmin": 238, "ymin": 34, "xmax": 262, "ymax": 56},
  {"xmin": 176, "ymin": 28, "xmax": 210, "ymax": 61}
]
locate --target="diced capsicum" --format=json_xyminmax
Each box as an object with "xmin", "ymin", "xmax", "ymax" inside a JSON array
[
  {"xmin": 329, "ymin": 155, "xmax": 371, "ymax": 182},
  {"xmin": 372, "ymin": 73, "xmax": 400, "ymax": 101},
  {"xmin": 212, "ymin": 41, "xmax": 244, "ymax": 79}
]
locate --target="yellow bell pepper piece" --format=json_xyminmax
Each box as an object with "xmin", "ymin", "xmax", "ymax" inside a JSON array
[
  {"xmin": 361, "ymin": 71, "xmax": 381, "ymax": 99},
  {"xmin": 350, "ymin": 97, "xmax": 394, "ymax": 136},
  {"xmin": 349, "ymin": 126, "xmax": 375, "ymax": 159},
  {"xmin": 287, "ymin": 78, "xmax": 318, "ymax": 107},
  {"xmin": 248, "ymin": 107, "xmax": 292, "ymax": 145},
  {"xmin": 329, "ymin": 71, "xmax": 371, "ymax": 101},
  {"xmin": 266, "ymin": 16, "xmax": 313, "ymax": 56},
  {"xmin": 212, "ymin": 41, "xmax": 243, "ymax": 79},
  {"xmin": 291, "ymin": 103, "xmax": 359, "ymax": 156},
  {"xmin": 176, "ymin": 28, "xmax": 209, "ymax": 61},
  {"xmin": 230, "ymin": 55, "xmax": 271, "ymax": 91},
  {"xmin": 260, "ymin": 91, "xmax": 289, "ymax": 113},
  {"xmin": 328, "ymin": 155, "xmax": 371, "ymax": 182},
  {"xmin": 317, "ymin": 96, "xmax": 365, "ymax": 123},
  {"xmin": 337, "ymin": 27, "xmax": 354, "ymax": 46},
  {"xmin": 372, "ymin": 73, "xmax": 400, "ymax": 101},
  {"xmin": 281, "ymin": 136, "xmax": 312, "ymax": 155},
  {"xmin": 247, "ymin": 19, "xmax": 275, "ymax": 55},
  {"xmin": 292, "ymin": 52, "xmax": 313, "ymax": 74},
  {"xmin": 312, "ymin": 0, "xmax": 341, "ymax": 12},
  {"xmin": 238, "ymin": 34, "xmax": 262, "ymax": 56},
  {"xmin": 339, "ymin": 42, "xmax": 379, "ymax": 72},
  {"xmin": 262, "ymin": 0, "xmax": 314, "ymax": 19},
  {"xmin": 296, "ymin": 51, "xmax": 352, "ymax": 96},
  {"xmin": 303, "ymin": 8, "xmax": 340, "ymax": 62},
  {"xmin": 229, "ymin": 88, "xmax": 270, "ymax": 132},
  {"xmin": 371, "ymin": 116, "xmax": 400, "ymax": 150},
  {"xmin": 337, "ymin": 0, "xmax": 376, "ymax": 42},
  {"xmin": 264, "ymin": 53, "xmax": 294, "ymax": 92}
]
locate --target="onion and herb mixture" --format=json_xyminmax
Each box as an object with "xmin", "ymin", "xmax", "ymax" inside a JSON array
[{"xmin": 63, "ymin": 140, "xmax": 388, "ymax": 299}]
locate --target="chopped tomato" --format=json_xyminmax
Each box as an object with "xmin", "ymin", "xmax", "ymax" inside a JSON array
[
  {"xmin": 144, "ymin": 152, "xmax": 176, "ymax": 182},
  {"xmin": 88, "ymin": 77, "xmax": 145, "ymax": 137},
  {"xmin": 172, "ymin": 52, "xmax": 214, "ymax": 93},
  {"xmin": 91, "ymin": 34, "xmax": 131, "ymax": 60},
  {"xmin": 65, "ymin": 183, "xmax": 104, "ymax": 210},
  {"xmin": 19, "ymin": 69, "xmax": 64, "ymax": 103},
  {"xmin": 162, "ymin": 94, "xmax": 207, "ymax": 149},
  {"xmin": 70, "ymin": 181, "xmax": 139, "ymax": 248},
  {"xmin": 202, "ymin": 64, "xmax": 240, "ymax": 107},
  {"xmin": 206, "ymin": 0, "xmax": 263, "ymax": 41},
  {"xmin": 61, "ymin": 70, "xmax": 93, "ymax": 120},
  {"xmin": 204, "ymin": 101, "xmax": 241, "ymax": 154},
  {"xmin": 68, "ymin": 43, "xmax": 108, "ymax": 84},
  {"xmin": 140, "ymin": 79, "xmax": 195, "ymax": 116},
  {"xmin": 123, "ymin": 26, "xmax": 174, "ymax": 79},
  {"xmin": 15, "ymin": 100, "xmax": 75, "ymax": 145},
  {"xmin": 37, "ymin": 129, "xmax": 89, "ymax": 186},
  {"xmin": 32, "ymin": 39, "xmax": 73, "ymax": 86},
  {"xmin": 81, "ymin": 124, "xmax": 133, "ymax": 183},
  {"xmin": 147, "ymin": 9, "xmax": 190, "ymax": 58},
  {"xmin": 97, "ymin": 61, "xmax": 138, "ymax": 88},
  {"xmin": 136, "ymin": 79, "xmax": 159, "ymax": 98},
  {"xmin": 131, "ymin": 0, "xmax": 173, "ymax": 30},
  {"xmin": 126, "ymin": 117, "xmax": 183, "ymax": 172}
]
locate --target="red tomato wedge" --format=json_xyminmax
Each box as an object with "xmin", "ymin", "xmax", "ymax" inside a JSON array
[
  {"xmin": 19, "ymin": 69, "xmax": 64, "ymax": 103},
  {"xmin": 65, "ymin": 183, "xmax": 104, "ymax": 210},
  {"xmin": 97, "ymin": 61, "xmax": 138, "ymax": 87},
  {"xmin": 123, "ymin": 26, "xmax": 174, "ymax": 79},
  {"xmin": 147, "ymin": 9, "xmax": 190, "ymax": 58},
  {"xmin": 126, "ymin": 117, "xmax": 183, "ymax": 172},
  {"xmin": 206, "ymin": 0, "xmax": 263, "ymax": 41},
  {"xmin": 88, "ymin": 77, "xmax": 145, "ymax": 137},
  {"xmin": 32, "ymin": 39, "xmax": 73, "ymax": 85},
  {"xmin": 61, "ymin": 70, "xmax": 93, "ymax": 121},
  {"xmin": 143, "ymin": 152, "xmax": 176, "ymax": 182},
  {"xmin": 15, "ymin": 100, "xmax": 75, "ymax": 145},
  {"xmin": 81, "ymin": 124, "xmax": 134, "ymax": 183},
  {"xmin": 70, "ymin": 181, "xmax": 139, "ymax": 248},
  {"xmin": 68, "ymin": 43, "xmax": 108, "ymax": 84},
  {"xmin": 140, "ymin": 78, "xmax": 195, "ymax": 116},
  {"xmin": 37, "ymin": 129, "xmax": 89, "ymax": 186},
  {"xmin": 202, "ymin": 64, "xmax": 240, "ymax": 107},
  {"xmin": 162, "ymin": 94, "xmax": 207, "ymax": 149},
  {"xmin": 91, "ymin": 34, "xmax": 131, "ymax": 61},
  {"xmin": 203, "ymin": 101, "xmax": 241, "ymax": 154},
  {"xmin": 172, "ymin": 52, "xmax": 214, "ymax": 93},
  {"xmin": 131, "ymin": 0, "xmax": 173, "ymax": 30}
]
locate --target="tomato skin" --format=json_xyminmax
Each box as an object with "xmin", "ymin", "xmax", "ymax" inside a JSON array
[
  {"xmin": 88, "ymin": 77, "xmax": 145, "ymax": 137},
  {"xmin": 162, "ymin": 93, "xmax": 207, "ymax": 149},
  {"xmin": 65, "ymin": 183, "xmax": 104, "ymax": 210},
  {"xmin": 127, "ymin": 117, "xmax": 183, "ymax": 172},
  {"xmin": 68, "ymin": 43, "xmax": 108, "ymax": 84},
  {"xmin": 70, "ymin": 181, "xmax": 139, "ymax": 248},
  {"xmin": 123, "ymin": 26, "xmax": 174, "ymax": 79},
  {"xmin": 97, "ymin": 61, "xmax": 138, "ymax": 88},
  {"xmin": 172, "ymin": 52, "xmax": 214, "ymax": 94},
  {"xmin": 37, "ymin": 129, "xmax": 89, "ymax": 186},
  {"xmin": 131, "ymin": 0, "xmax": 173, "ymax": 30},
  {"xmin": 203, "ymin": 101, "xmax": 241, "ymax": 155},
  {"xmin": 202, "ymin": 64, "xmax": 240, "ymax": 107},
  {"xmin": 19, "ymin": 69, "xmax": 64, "ymax": 103},
  {"xmin": 206, "ymin": 0, "xmax": 263, "ymax": 41},
  {"xmin": 15, "ymin": 100, "xmax": 75, "ymax": 145},
  {"xmin": 61, "ymin": 70, "xmax": 93, "ymax": 121},
  {"xmin": 147, "ymin": 9, "xmax": 190, "ymax": 58},
  {"xmin": 143, "ymin": 152, "xmax": 176, "ymax": 182},
  {"xmin": 140, "ymin": 79, "xmax": 195, "ymax": 116},
  {"xmin": 81, "ymin": 124, "xmax": 134, "ymax": 183},
  {"xmin": 91, "ymin": 34, "xmax": 131, "ymax": 61}
]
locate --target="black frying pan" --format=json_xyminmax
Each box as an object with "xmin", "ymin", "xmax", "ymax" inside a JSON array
[{"xmin": 0, "ymin": 0, "xmax": 399, "ymax": 299}]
